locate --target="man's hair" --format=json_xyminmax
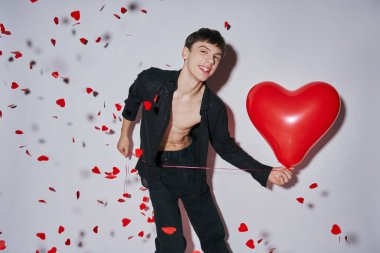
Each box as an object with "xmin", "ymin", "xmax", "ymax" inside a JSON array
[{"xmin": 184, "ymin": 28, "xmax": 226, "ymax": 55}]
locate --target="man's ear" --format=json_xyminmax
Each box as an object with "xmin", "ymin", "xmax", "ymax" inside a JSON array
[{"xmin": 182, "ymin": 46, "xmax": 190, "ymax": 61}]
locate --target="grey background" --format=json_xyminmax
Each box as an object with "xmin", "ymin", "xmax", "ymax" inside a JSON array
[{"xmin": 0, "ymin": 0, "xmax": 379, "ymax": 252}]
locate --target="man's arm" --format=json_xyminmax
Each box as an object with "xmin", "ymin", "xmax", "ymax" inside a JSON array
[
  {"xmin": 117, "ymin": 71, "xmax": 145, "ymax": 158},
  {"xmin": 117, "ymin": 118, "xmax": 134, "ymax": 158},
  {"xmin": 209, "ymin": 104, "xmax": 293, "ymax": 187}
]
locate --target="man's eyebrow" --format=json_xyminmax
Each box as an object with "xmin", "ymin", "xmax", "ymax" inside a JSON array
[{"xmin": 198, "ymin": 45, "xmax": 222, "ymax": 56}]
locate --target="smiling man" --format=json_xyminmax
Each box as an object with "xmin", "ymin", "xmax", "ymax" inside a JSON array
[{"xmin": 117, "ymin": 28, "xmax": 292, "ymax": 253}]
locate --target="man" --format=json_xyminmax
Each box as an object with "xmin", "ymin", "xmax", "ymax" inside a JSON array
[{"xmin": 117, "ymin": 28, "xmax": 292, "ymax": 253}]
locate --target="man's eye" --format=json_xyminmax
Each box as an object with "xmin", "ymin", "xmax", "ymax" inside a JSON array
[{"xmin": 201, "ymin": 50, "xmax": 206, "ymax": 53}]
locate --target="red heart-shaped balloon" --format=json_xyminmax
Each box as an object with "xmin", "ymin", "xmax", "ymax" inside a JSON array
[{"xmin": 246, "ymin": 82, "xmax": 340, "ymax": 167}]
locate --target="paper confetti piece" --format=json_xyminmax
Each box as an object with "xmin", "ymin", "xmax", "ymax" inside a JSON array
[
  {"xmin": 238, "ymin": 223, "xmax": 248, "ymax": 232},
  {"xmin": 143, "ymin": 101, "xmax": 152, "ymax": 110},
  {"xmin": 140, "ymin": 9, "xmax": 148, "ymax": 14},
  {"xmin": 76, "ymin": 191, "xmax": 80, "ymax": 200},
  {"xmin": 246, "ymin": 239, "xmax": 255, "ymax": 249},
  {"xmin": 65, "ymin": 238, "xmax": 70, "ymax": 245},
  {"xmin": 224, "ymin": 21, "xmax": 231, "ymax": 30},
  {"xmin": 121, "ymin": 7, "xmax": 127, "ymax": 14},
  {"xmin": 161, "ymin": 227, "xmax": 177, "ymax": 235},
  {"xmin": 309, "ymin": 183, "xmax": 318, "ymax": 189},
  {"xmin": 56, "ymin": 98, "xmax": 65, "ymax": 107},
  {"xmin": 138, "ymin": 231, "xmax": 144, "ymax": 237},
  {"xmin": 58, "ymin": 226, "xmax": 65, "ymax": 234},
  {"xmin": 0, "ymin": 240, "xmax": 6, "ymax": 250},
  {"xmin": 296, "ymin": 197, "xmax": 304, "ymax": 204},
  {"xmin": 92, "ymin": 166, "xmax": 101, "ymax": 174},
  {"xmin": 93, "ymin": 226, "xmax": 98, "ymax": 233},
  {"xmin": 71, "ymin": 10, "xmax": 80, "ymax": 21},
  {"xmin": 11, "ymin": 51, "xmax": 22, "ymax": 59},
  {"xmin": 48, "ymin": 187, "xmax": 56, "ymax": 192},
  {"xmin": 135, "ymin": 148, "xmax": 143, "ymax": 158},
  {"xmin": 0, "ymin": 23, "xmax": 12, "ymax": 35},
  {"xmin": 15, "ymin": 130, "xmax": 24, "ymax": 135},
  {"xmin": 36, "ymin": 232, "xmax": 46, "ymax": 240},
  {"xmin": 331, "ymin": 224, "xmax": 341, "ymax": 235},
  {"xmin": 11, "ymin": 82, "xmax": 19, "ymax": 89},
  {"xmin": 52, "ymin": 72, "xmax": 59, "ymax": 78},
  {"xmin": 51, "ymin": 38, "xmax": 56, "ymax": 46},
  {"xmin": 115, "ymin": 103, "xmax": 122, "ymax": 111},
  {"xmin": 54, "ymin": 17, "xmax": 59, "ymax": 25},
  {"xmin": 37, "ymin": 155, "xmax": 49, "ymax": 161},
  {"xmin": 80, "ymin": 38, "xmax": 88, "ymax": 45},
  {"xmin": 47, "ymin": 247, "xmax": 57, "ymax": 253},
  {"xmin": 122, "ymin": 218, "xmax": 131, "ymax": 227}
]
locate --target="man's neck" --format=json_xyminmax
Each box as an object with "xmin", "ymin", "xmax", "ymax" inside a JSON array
[{"xmin": 176, "ymin": 67, "xmax": 204, "ymax": 99}]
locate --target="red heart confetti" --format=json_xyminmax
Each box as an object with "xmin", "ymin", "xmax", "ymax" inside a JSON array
[
  {"xmin": 95, "ymin": 37, "xmax": 101, "ymax": 43},
  {"xmin": 105, "ymin": 174, "xmax": 117, "ymax": 179},
  {"xmin": 309, "ymin": 183, "xmax": 318, "ymax": 189},
  {"xmin": 58, "ymin": 226, "xmax": 65, "ymax": 234},
  {"xmin": 71, "ymin": 10, "xmax": 80, "ymax": 21},
  {"xmin": 224, "ymin": 21, "xmax": 231, "ymax": 30},
  {"xmin": 65, "ymin": 238, "xmax": 70, "ymax": 245},
  {"xmin": 47, "ymin": 247, "xmax": 57, "ymax": 253},
  {"xmin": 92, "ymin": 166, "xmax": 101, "ymax": 174},
  {"xmin": 30, "ymin": 0, "xmax": 38, "ymax": 3},
  {"xmin": 142, "ymin": 196, "xmax": 149, "ymax": 202},
  {"xmin": 161, "ymin": 227, "xmax": 177, "ymax": 235},
  {"xmin": 143, "ymin": 101, "xmax": 152, "ymax": 110},
  {"xmin": 11, "ymin": 51, "xmax": 22, "ymax": 58},
  {"xmin": 93, "ymin": 226, "xmax": 98, "ymax": 233},
  {"xmin": 53, "ymin": 17, "xmax": 59, "ymax": 25},
  {"xmin": 138, "ymin": 231, "xmax": 144, "ymax": 237},
  {"xmin": 118, "ymin": 198, "xmax": 125, "ymax": 203},
  {"xmin": 122, "ymin": 218, "xmax": 131, "ymax": 227},
  {"xmin": 147, "ymin": 216, "xmax": 155, "ymax": 223},
  {"xmin": 86, "ymin": 87, "xmax": 93, "ymax": 94},
  {"xmin": 52, "ymin": 72, "xmax": 59, "ymax": 78},
  {"xmin": 238, "ymin": 223, "xmax": 248, "ymax": 232},
  {"xmin": 15, "ymin": 130, "xmax": 24, "ymax": 134},
  {"xmin": 51, "ymin": 39, "xmax": 56, "ymax": 46},
  {"xmin": 257, "ymin": 238, "xmax": 263, "ymax": 244},
  {"xmin": 0, "ymin": 240, "xmax": 6, "ymax": 250},
  {"xmin": 112, "ymin": 167, "xmax": 120, "ymax": 175},
  {"xmin": 101, "ymin": 125, "xmax": 108, "ymax": 131},
  {"xmin": 80, "ymin": 38, "xmax": 88, "ymax": 45},
  {"xmin": 36, "ymin": 232, "xmax": 46, "ymax": 240},
  {"xmin": 11, "ymin": 82, "xmax": 19, "ymax": 89},
  {"xmin": 246, "ymin": 239, "xmax": 255, "ymax": 249},
  {"xmin": 296, "ymin": 197, "xmax": 304, "ymax": 204},
  {"xmin": 331, "ymin": 224, "xmax": 341, "ymax": 235},
  {"xmin": 135, "ymin": 148, "xmax": 143, "ymax": 158},
  {"xmin": 56, "ymin": 98, "xmax": 65, "ymax": 107},
  {"xmin": 139, "ymin": 203, "xmax": 147, "ymax": 210},
  {"xmin": 76, "ymin": 190, "xmax": 80, "ymax": 200},
  {"xmin": 123, "ymin": 193, "xmax": 131, "ymax": 198},
  {"xmin": 37, "ymin": 155, "xmax": 49, "ymax": 161},
  {"xmin": 0, "ymin": 23, "xmax": 12, "ymax": 35},
  {"xmin": 140, "ymin": 9, "xmax": 148, "ymax": 14},
  {"xmin": 38, "ymin": 199, "xmax": 47, "ymax": 203},
  {"xmin": 115, "ymin": 103, "xmax": 122, "ymax": 111},
  {"xmin": 49, "ymin": 187, "xmax": 56, "ymax": 192},
  {"xmin": 131, "ymin": 168, "xmax": 137, "ymax": 173},
  {"xmin": 121, "ymin": 7, "xmax": 127, "ymax": 14}
]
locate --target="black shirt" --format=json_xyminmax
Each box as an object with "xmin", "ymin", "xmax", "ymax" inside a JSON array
[{"xmin": 122, "ymin": 67, "xmax": 272, "ymax": 187}]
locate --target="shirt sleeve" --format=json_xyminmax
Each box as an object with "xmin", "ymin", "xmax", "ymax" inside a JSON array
[
  {"xmin": 122, "ymin": 71, "xmax": 145, "ymax": 121},
  {"xmin": 209, "ymin": 104, "xmax": 273, "ymax": 187}
]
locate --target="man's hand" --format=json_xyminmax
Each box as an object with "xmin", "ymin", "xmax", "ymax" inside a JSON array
[
  {"xmin": 117, "ymin": 135, "xmax": 132, "ymax": 159},
  {"xmin": 268, "ymin": 167, "xmax": 293, "ymax": 186}
]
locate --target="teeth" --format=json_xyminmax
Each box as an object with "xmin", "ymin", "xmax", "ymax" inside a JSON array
[{"xmin": 199, "ymin": 66, "xmax": 210, "ymax": 72}]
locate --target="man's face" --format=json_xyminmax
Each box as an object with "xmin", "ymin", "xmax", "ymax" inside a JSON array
[{"xmin": 182, "ymin": 41, "xmax": 223, "ymax": 82}]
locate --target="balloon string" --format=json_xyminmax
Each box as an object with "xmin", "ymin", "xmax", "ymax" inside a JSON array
[{"xmin": 127, "ymin": 151, "xmax": 280, "ymax": 172}]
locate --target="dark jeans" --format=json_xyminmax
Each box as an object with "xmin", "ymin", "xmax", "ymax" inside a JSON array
[{"xmin": 144, "ymin": 142, "xmax": 230, "ymax": 253}]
